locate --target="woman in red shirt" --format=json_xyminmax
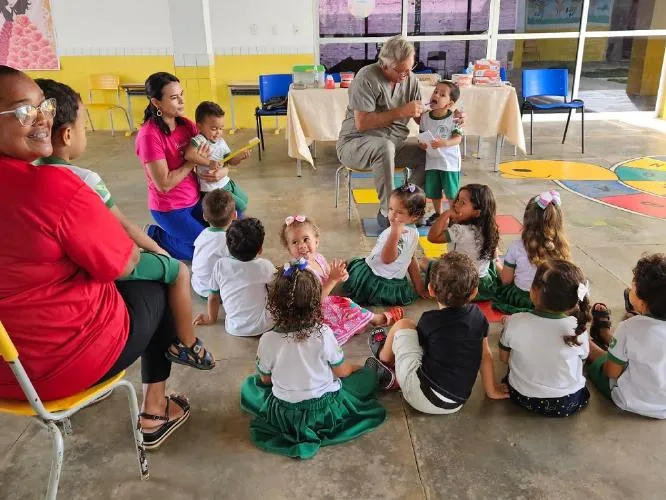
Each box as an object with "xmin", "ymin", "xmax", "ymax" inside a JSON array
[{"xmin": 0, "ymin": 65, "xmax": 190, "ymax": 450}]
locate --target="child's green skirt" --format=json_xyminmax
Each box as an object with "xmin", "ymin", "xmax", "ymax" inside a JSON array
[
  {"xmin": 492, "ymin": 283, "xmax": 534, "ymax": 314},
  {"xmin": 343, "ymin": 258, "xmax": 417, "ymax": 306},
  {"xmin": 240, "ymin": 368, "xmax": 386, "ymax": 459},
  {"xmin": 473, "ymin": 260, "xmax": 501, "ymax": 302}
]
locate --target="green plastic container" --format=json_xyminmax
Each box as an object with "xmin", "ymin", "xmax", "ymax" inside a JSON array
[{"xmin": 293, "ymin": 64, "xmax": 326, "ymax": 88}]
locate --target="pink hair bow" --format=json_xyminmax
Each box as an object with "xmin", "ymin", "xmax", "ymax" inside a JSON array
[
  {"xmin": 535, "ymin": 190, "xmax": 561, "ymax": 210},
  {"xmin": 285, "ymin": 215, "xmax": 306, "ymax": 225}
]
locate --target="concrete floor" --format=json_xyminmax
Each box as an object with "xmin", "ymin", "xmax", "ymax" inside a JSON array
[{"xmin": 2, "ymin": 119, "xmax": 666, "ymax": 499}]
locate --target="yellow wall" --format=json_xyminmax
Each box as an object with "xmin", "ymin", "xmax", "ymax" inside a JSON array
[
  {"xmin": 214, "ymin": 54, "xmax": 314, "ymax": 130},
  {"xmin": 26, "ymin": 56, "xmax": 175, "ymax": 131},
  {"xmin": 24, "ymin": 53, "xmax": 315, "ymax": 131}
]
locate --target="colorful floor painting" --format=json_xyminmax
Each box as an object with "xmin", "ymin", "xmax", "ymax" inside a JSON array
[{"xmin": 499, "ymin": 158, "xmax": 666, "ymax": 219}]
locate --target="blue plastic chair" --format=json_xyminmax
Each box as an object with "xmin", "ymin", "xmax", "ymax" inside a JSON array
[
  {"xmin": 255, "ymin": 74, "xmax": 293, "ymax": 161},
  {"xmin": 521, "ymin": 68, "xmax": 585, "ymax": 155}
]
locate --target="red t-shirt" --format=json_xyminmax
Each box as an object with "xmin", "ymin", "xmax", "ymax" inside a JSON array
[
  {"xmin": 135, "ymin": 117, "xmax": 200, "ymax": 212},
  {"xmin": 0, "ymin": 157, "xmax": 134, "ymax": 401}
]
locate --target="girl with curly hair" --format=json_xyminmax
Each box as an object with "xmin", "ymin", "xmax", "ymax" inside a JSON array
[
  {"xmin": 493, "ymin": 190, "xmax": 570, "ymax": 314},
  {"xmin": 427, "ymin": 183, "xmax": 501, "ymax": 301},
  {"xmin": 240, "ymin": 259, "xmax": 386, "ymax": 459}
]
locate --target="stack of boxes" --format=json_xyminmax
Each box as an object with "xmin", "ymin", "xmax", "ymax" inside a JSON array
[{"xmin": 472, "ymin": 59, "xmax": 501, "ymax": 86}]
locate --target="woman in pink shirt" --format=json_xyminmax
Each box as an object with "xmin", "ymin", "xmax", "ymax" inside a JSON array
[{"xmin": 136, "ymin": 72, "xmax": 225, "ymax": 260}]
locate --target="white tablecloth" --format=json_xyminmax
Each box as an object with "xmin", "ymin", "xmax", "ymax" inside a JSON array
[{"xmin": 287, "ymin": 84, "xmax": 526, "ymax": 167}]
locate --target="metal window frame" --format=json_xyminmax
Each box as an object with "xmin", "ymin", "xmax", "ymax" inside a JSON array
[{"xmin": 315, "ymin": 0, "xmax": 666, "ymax": 116}]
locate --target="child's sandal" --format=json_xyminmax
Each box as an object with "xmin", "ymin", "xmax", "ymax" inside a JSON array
[
  {"xmin": 165, "ymin": 338, "xmax": 216, "ymax": 370},
  {"xmin": 364, "ymin": 357, "xmax": 398, "ymax": 391},
  {"xmin": 590, "ymin": 303, "xmax": 611, "ymax": 351}
]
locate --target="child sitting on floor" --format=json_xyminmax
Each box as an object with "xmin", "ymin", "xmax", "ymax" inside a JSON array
[
  {"xmin": 365, "ymin": 252, "xmax": 508, "ymax": 413},
  {"xmin": 191, "ymin": 189, "xmax": 236, "ymax": 298},
  {"xmin": 240, "ymin": 258, "xmax": 386, "ymax": 459},
  {"xmin": 493, "ymin": 190, "xmax": 571, "ymax": 314},
  {"xmin": 185, "ymin": 101, "xmax": 250, "ymax": 217},
  {"xmin": 280, "ymin": 214, "xmax": 403, "ymax": 345},
  {"xmin": 417, "ymin": 80, "xmax": 464, "ymax": 226},
  {"xmin": 193, "ymin": 217, "xmax": 274, "ymax": 336},
  {"xmin": 499, "ymin": 259, "xmax": 591, "ymax": 417},
  {"xmin": 344, "ymin": 184, "xmax": 429, "ymax": 306},
  {"xmin": 427, "ymin": 183, "xmax": 501, "ymax": 301},
  {"xmin": 587, "ymin": 253, "xmax": 666, "ymax": 419},
  {"xmin": 35, "ymin": 78, "xmax": 214, "ymax": 370}
]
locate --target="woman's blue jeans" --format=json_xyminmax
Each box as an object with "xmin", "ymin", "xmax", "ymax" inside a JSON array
[{"xmin": 147, "ymin": 201, "xmax": 206, "ymax": 261}]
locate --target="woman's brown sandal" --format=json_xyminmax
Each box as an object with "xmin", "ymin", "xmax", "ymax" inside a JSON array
[{"xmin": 140, "ymin": 394, "xmax": 191, "ymax": 450}]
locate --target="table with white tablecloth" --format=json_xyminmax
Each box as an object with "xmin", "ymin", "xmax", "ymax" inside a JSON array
[{"xmin": 286, "ymin": 84, "xmax": 526, "ymax": 176}]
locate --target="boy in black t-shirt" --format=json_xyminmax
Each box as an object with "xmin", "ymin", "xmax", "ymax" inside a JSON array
[{"xmin": 365, "ymin": 252, "xmax": 508, "ymax": 414}]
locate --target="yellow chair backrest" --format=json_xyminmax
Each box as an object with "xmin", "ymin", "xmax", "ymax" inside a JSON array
[
  {"xmin": 89, "ymin": 74, "xmax": 120, "ymax": 91},
  {"xmin": 0, "ymin": 321, "xmax": 19, "ymax": 363}
]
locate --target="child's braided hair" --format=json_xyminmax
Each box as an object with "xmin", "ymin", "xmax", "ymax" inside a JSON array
[{"xmin": 268, "ymin": 258, "xmax": 324, "ymax": 341}]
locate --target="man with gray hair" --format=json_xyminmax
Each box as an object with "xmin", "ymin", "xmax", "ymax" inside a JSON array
[{"xmin": 337, "ymin": 35, "xmax": 463, "ymax": 230}]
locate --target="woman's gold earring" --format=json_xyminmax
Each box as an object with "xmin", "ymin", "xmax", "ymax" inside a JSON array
[{"xmin": 156, "ymin": 109, "xmax": 163, "ymax": 117}]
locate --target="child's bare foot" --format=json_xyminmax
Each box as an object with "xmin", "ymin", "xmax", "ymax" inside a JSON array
[{"xmin": 370, "ymin": 307, "xmax": 404, "ymax": 327}]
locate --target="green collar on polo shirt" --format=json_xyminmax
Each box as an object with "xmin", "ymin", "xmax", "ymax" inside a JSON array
[
  {"xmin": 34, "ymin": 155, "xmax": 70, "ymax": 166},
  {"xmin": 207, "ymin": 227, "xmax": 225, "ymax": 232},
  {"xmin": 530, "ymin": 309, "xmax": 568, "ymax": 319}
]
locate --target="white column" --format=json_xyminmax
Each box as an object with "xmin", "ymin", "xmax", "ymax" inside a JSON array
[{"xmin": 167, "ymin": 0, "xmax": 214, "ymax": 67}]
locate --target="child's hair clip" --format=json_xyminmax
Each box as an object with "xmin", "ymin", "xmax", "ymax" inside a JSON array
[
  {"xmin": 283, "ymin": 257, "xmax": 308, "ymax": 277},
  {"xmin": 285, "ymin": 215, "xmax": 306, "ymax": 226},
  {"xmin": 535, "ymin": 190, "xmax": 561, "ymax": 209},
  {"xmin": 577, "ymin": 280, "xmax": 590, "ymax": 302},
  {"xmin": 401, "ymin": 183, "xmax": 416, "ymax": 193}
]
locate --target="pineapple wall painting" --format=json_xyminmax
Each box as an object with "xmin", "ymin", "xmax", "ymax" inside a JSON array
[{"xmin": 0, "ymin": 0, "xmax": 58, "ymax": 70}]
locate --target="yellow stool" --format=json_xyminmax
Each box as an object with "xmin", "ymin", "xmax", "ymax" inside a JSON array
[
  {"xmin": 0, "ymin": 321, "xmax": 149, "ymax": 500},
  {"xmin": 334, "ymin": 166, "xmax": 412, "ymax": 221},
  {"xmin": 86, "ymin": 74, "xmax": 134, "ymax": 136}
]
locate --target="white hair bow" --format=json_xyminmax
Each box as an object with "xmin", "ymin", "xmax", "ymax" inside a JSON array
[
  {"xmin": 285, "ymin": 215, "xmax": 306, "ymax": 226},
  {"xmin": 535, "ymin": 190, "xmax": 561, "ymax": 210},
  {"xmin": 577, "ymin": 280, "xmax": 590, "ymax": 302}
]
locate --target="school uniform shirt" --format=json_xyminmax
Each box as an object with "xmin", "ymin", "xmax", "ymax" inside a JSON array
[
  {"xmin": 135, "ymin": 117, "xmax": 200, "ymax": 212},
  {"xmin": 366, "ymin": 225, "xmax": 419, "ymax": 279},
  {"xmin": 0, "ymin": 157, "xmax": 134, "ymax": 401},
  {"xmin": 419, "ymin": 111, "xmax": 462, "ymax": 172},
  {"xmin": 503, "ymin": 240, "xmax": 537, "ymax": 291},
  {"xmin": 416, "ymin": 305, "xmax": 489, "ymax": 405},
  {"xmin": 256, "ymin": 324, "xmax": 345, "ymax": 403},
  {"xmin": 191, "ymin": 134, "xmax": 232, "ymax": 192},
  {"xmin": 35, "ymin": 156, "xmax": 115, "ymax": 208},
  {"xmin": 209, "ymin": 257, "xmax": 275, "ymax": 336},
  {"xmin": 446, "ymin": 223, "xmax": 490, "ymax": 278},
  {"xmin": 608, "ymin": 315, "xmax": 666, "ymax": 419},
  {"xmin": 500, "ymin": 311, "xmax": 589, "ymax": 398},
  {"xmin": 191, "ymin": 227, "xmax": 230, "ymax": 297}
]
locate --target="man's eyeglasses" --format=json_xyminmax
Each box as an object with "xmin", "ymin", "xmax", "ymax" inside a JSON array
[
  {"xmin": 390, "ymin": 63, "xmax": 417, "ymax": 77},
  {"xmin": 0, "ymin": 98, "xmax": 57, "ymax": 127}
]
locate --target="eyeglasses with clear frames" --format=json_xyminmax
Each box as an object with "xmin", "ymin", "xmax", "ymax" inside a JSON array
[
  {"xmin": 390, "ymin": 63, "xmax": 417, "ymax": 77},
  {"xmin": 0, "ymin": 98, "xmax": 57, "ymax": 127}
]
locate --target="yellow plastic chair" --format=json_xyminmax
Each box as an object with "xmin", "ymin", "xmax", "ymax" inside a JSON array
[
  {"xmin": 0, "ymin": 321, "xmax": 149, "ymax": 500},
  {"xmin": 86, "ymin": 74, "xmax": 133, "ymax": 135},
  {"xmin": 334, "ymin": 165, "xmax": 412, "ymax": 221}
]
